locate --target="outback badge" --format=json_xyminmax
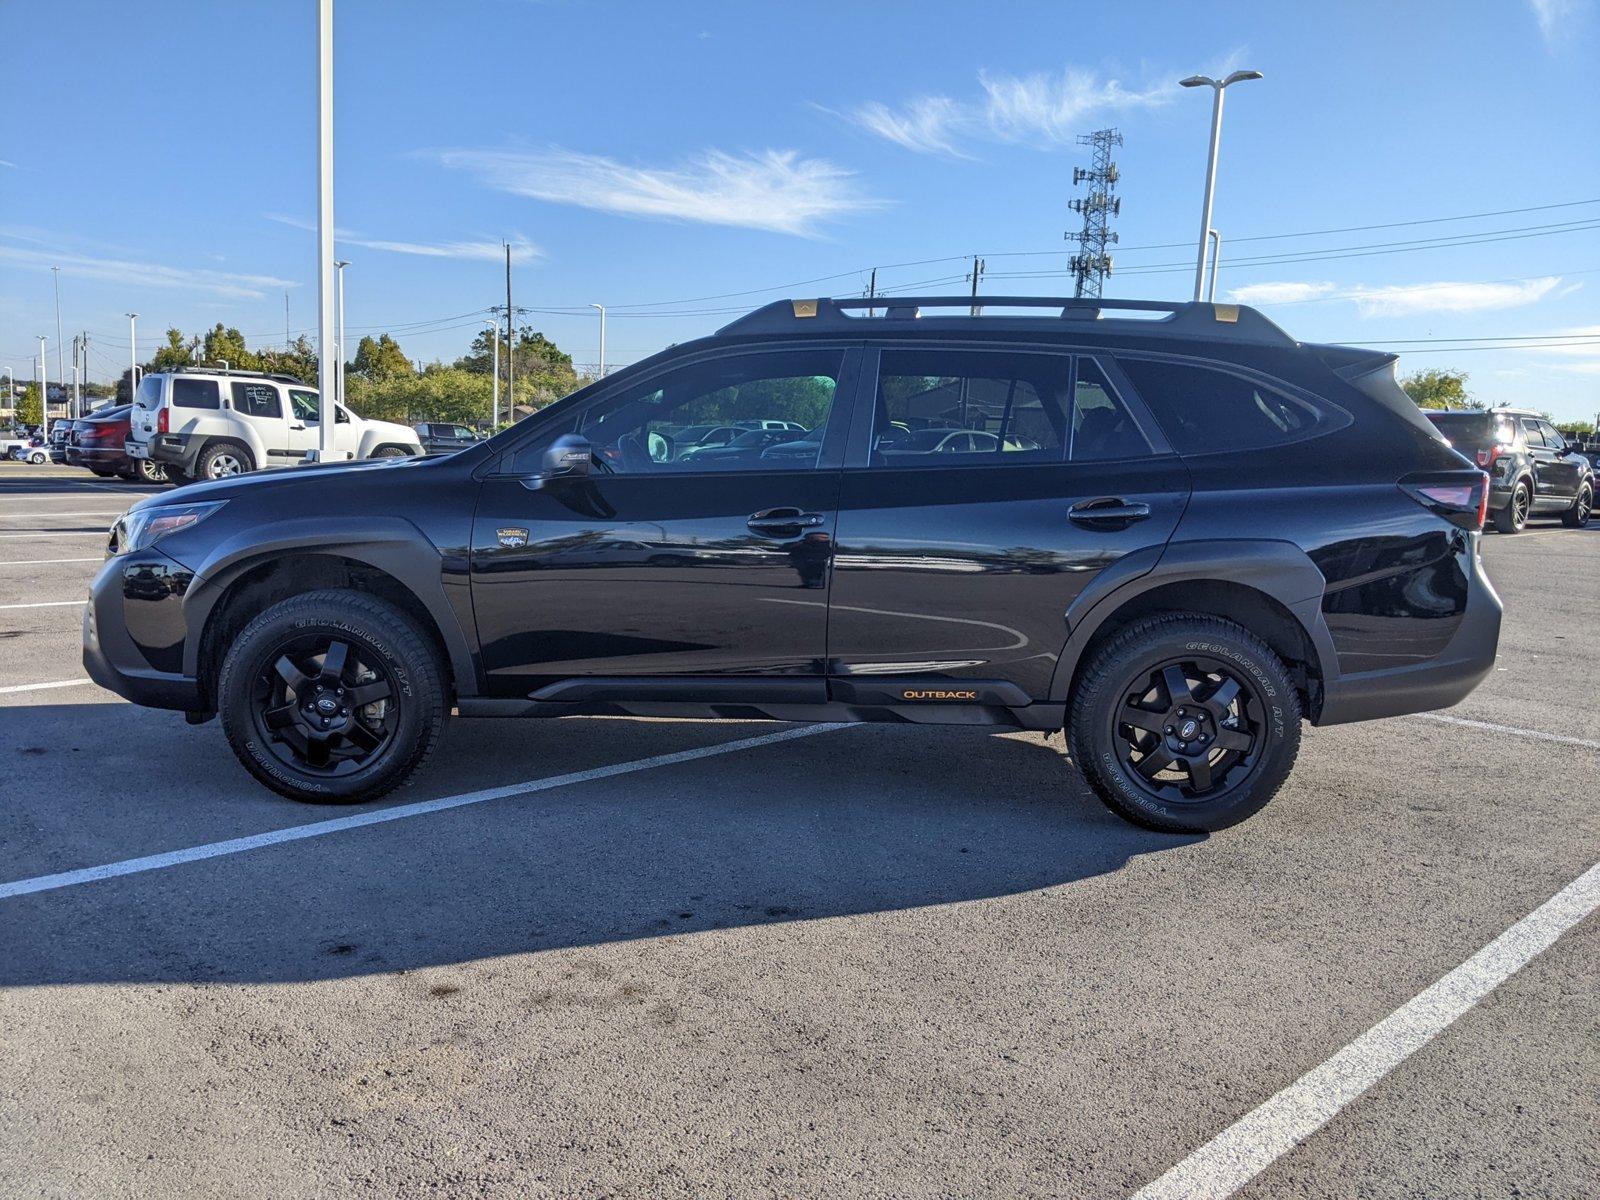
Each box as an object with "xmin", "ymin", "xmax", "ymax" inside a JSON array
[{"xmin": 496, "ymin": 527, "xmax": 529, "ymax": 549}]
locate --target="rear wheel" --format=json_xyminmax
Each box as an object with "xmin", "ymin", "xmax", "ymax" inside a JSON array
[
  {"xmin": 1068, "ymin": 614, "xmax": 1302, "ymax": 833},
  {"xmin": 218, "ymin": 589, "xmax": 446, "ymax": 804},
  {"xmin": 371, "ymin": 446, "xmax": 409, "ymax": 458},
  {"xmin": 197, "ymin": 440, "xmax": 254, "ymax": 480},
  {"xmin": 1493, "ymin": 480, "xmax": 1530, "ymax": 533},
  {"xmin": 1561, "ymin": 482, "xmax": 1592, "ymax": 528}
]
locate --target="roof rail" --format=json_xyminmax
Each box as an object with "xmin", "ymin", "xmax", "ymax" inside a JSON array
[
  {"xmin": 163, "ymin": 366, "xmax": 309, "ymax": 385},
  {"xmin": 715, "ymin": 295, "xmax": 1296, "ymax": 345}
]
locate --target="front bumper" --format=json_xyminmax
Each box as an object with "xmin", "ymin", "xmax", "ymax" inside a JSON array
[
  {"xmin": 82, "ymin": 549, "xmax": 203, "ymax": 712},
  {"xmin": 1315, "ymin": 534, "xmax": 1502, "ymax": 725}
]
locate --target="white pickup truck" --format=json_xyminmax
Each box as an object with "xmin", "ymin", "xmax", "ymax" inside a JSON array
[{"xmin": 126, "ymin": 368, "xmax": 423, "ymax": 483}]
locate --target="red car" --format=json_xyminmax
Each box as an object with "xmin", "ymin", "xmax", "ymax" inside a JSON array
[{"xmin": 72, "ymin": 406, "xmax": 167, "ymax": 482}]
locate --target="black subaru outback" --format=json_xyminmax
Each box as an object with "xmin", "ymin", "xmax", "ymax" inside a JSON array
[{"xmin": 84, "ymin": 297, "xmax": 1502, "ymax": 833}]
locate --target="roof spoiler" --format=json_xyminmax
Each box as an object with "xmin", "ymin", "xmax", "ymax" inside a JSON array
[{"xmin": 1309, "ymin": 342, "xmax": 1399, "ymax": 381}]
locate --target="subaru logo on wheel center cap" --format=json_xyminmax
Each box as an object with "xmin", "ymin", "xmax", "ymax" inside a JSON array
[
  {"xmin": 316, "ymin": 696, "xmax": 339, "ymax": 715},
  {"xmin": 1178, "ymin": 718, "xmax": 1199, "ymax": 740}
]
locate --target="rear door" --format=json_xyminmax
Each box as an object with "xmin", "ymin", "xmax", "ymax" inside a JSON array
[
  {"xmin": 1537, "ymin": 419, "xmax": 1582, "ymax": 501},
  {"xmin": 826, "ymin": 346, "xmax": 1189, "ymax": 703},
  {"xmin": 1520, "ymin": 417, "xmax": 1573, "ymax": 506}
]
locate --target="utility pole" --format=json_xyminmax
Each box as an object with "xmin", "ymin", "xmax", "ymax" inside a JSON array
[
  {"xmin": 126, "ymin": 313, "xmax": 138, "ymax": 402},
  {"xmin": 52, "ymin": 266, "xmax": 64, "ymax": 398},
  {"xmin": 315, "ymin": 0, "xmax": 339, "ymax": 460},
  {"xmin": 285, "ymin": 291, "xmax": 292, "ymax": 348},
  {"xmin": 589, "ymin": 303, "xmax": 606, "ymax": 378},
  {"xmin": 1068, "ymin": 128, "xmax": 1123, "ymax": 300},
  {"xmin": 80, "ymin": 332, "xmax": 90, "ymax": 415},
  {"xmin": 967, "ymin": 256, "xmax": 985, "ymax": 316},
  {"xmin": 504, "ymin": 242, "xmax": 515, "ymax": 416},
  {"xmin": 37, "ymin": 335, "xmax": 48, "ymax": 432},
  {"xmin": 489, "ymin": 318, "xmax": 500, "ymax": 428},
  {"xmin": 71, "ymin": 335, "xmax": 80, "ymax": 416},
  {"xmin": 867, "ymin": 267, "xmax": 877, "ymax": 317}
]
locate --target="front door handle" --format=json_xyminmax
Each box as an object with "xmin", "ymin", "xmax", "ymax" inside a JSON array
[
  {"xmin": 747, "ymin": 507, "xmax": 825, "ymax": 535},
  {"xmin": 1069, "ymin": 497, "xmax": 1153, "ymax": 529}
]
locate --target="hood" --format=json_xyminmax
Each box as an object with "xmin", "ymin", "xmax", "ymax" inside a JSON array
[
  {"xmin": 363, "ymin": 417, "xmax": 423, "ymax": 442},
  {"xmin": 127, "ymin": 453, "xmax": 427, "ymax": 512}
]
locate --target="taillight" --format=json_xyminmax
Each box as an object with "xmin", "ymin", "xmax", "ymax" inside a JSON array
[
  {"xmin": 1400, "ymin": 471, "xmax": 1489, "ymax": 532},
  {"xmin": 157, "ymin": 407, "xmax": 169, "ymax": 435},
  {"xmin": 1476, "ymin": 443, "xmax": 1507, "ymax": 470}
]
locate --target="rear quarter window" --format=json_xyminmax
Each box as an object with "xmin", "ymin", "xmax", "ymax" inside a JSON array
[
  {"xmin": 1115, "ymin": 356, "xmax": 1348, "ymax": 455},
  {"xmin": 172, "ymin": 379, "xmax": 221, "ymax": 410}
]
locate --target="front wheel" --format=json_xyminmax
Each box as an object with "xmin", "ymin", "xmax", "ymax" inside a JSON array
[
  {"xmin": 217, "ymin": 589, "xmax": 446, "ymax": 803},
  {"xmin": 1068, "ymin": 614, "xmax": 1302, "ymax": 833},
  {"xmin": 1561, "ymin": 483, "xmax": 1592, "ymax": 528}
]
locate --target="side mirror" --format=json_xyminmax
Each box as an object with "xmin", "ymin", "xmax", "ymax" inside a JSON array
[
  {"xmin": 522, "ymin": 433, "xmax": 593, "ymax": 489},
  {"xmin": 1566, "ymin": 441, "xmax": 1582, "ymax": 454}
]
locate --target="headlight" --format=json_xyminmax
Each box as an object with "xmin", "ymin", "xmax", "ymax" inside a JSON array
[{"xmin": 110, "ymin": 501, "xmax": 227, "ymax": 557}]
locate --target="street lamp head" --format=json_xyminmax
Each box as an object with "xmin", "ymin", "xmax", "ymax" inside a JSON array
[
  {"xmin": 1223, "ymin": 69, "xmax": 1264, "ymax": 85},
  {"xmin": 1179, "ymin": 75, "xmax": 1214, "ymax": 88},
  {"xmin": 334, "ymin": 259, "xmax": 350, "ymax": 269}
]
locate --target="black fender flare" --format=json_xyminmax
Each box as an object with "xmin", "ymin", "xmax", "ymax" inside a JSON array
[
  {"xmin": 1046, "ymin": 538, "xmax": 1339, "ymax": 703},
  {"xmin": 179, "ymin": 515, "xmax": 477, "ymax": 694}
]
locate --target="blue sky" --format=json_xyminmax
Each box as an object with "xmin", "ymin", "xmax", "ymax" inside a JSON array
[{"xmin": 2, "ymin": 0, "xmax": 1598, "ymax": 419}]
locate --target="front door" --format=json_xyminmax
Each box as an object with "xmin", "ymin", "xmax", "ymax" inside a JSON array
[
  {"xmin": 827, "ymin": 347, "xmax": 1189, "ymax": 702},
  {"xmin": 470, "ymin": 345, "xmax": 859, "ymax": 698}
]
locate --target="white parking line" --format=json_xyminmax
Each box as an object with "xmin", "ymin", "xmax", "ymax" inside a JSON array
[
  {"xmin": 1412, "ymin": 711, "xmax": 1600, "ymax": 752},
  {"xmin": 0, "ymin": 557, "xmax": 103, "ymax": 566},
  {"xmin": 0, "ymin": 678, "xmax": 96, "ymax": 696},
  {"xmin": 0, "ymin": 600, "xmax": 84, "ymax": 610},
  {"xmin": 1132, "ymin": 859, "xmax": 1600, "ymax": 1200},
  {"xmin": 0, "ymin": 723, "xmax": 847, "ymax": 900},
  {"xmin": 0, "ymin": 532, "xmax": 108, "ymax": 539},
  {"xmin": 0, "ymin": 511, "xmax": 125, "ymax": 519}
]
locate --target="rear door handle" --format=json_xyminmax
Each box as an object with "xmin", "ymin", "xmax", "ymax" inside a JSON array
[
  {"xmin": 747, "ymin": 507, "xmax": 825, "ymax": 535},
  {"xmin": 1069, "ymin": 497, "xmax": 1152, "ymax": 529}
]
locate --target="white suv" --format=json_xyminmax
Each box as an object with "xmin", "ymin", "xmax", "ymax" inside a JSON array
[{"xmin": 126, "ymin": 369, "xmax": 423, "ymax": 483}]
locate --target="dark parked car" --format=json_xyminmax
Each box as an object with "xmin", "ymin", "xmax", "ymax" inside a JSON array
[
  {"xmin": 85, "ymin": 296, "xmax": 1502, "ymax": 833},
  {"xmin": 48, "ymin": 417, "xmax": 78, "ymax": 463},
  {"xmin": 1425, "ymin": 407, "xmax": 1593, "ymax": 532},
  {"xmin": 414, "ymin": 422, "xmax": 483, "ymax": 454},
  {"xmin": 71, "ymin": 406, "xmax": 167, "ymax": 482}
]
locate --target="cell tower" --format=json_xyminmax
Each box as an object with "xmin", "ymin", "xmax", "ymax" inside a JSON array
[{"xmin": 1067, "ymin": 128, "xmax": 1123, "ymax": 299}]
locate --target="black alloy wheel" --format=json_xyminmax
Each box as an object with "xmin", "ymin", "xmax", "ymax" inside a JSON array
[
  {"xmin": 1112, "ymin": 657, "xmax": 1265, "ymax": 804},
  {"xmin": 251, "ymin": 635, "xmax": 399, "ymax": 776}
]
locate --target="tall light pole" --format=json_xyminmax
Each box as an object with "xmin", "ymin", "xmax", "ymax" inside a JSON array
[
  {"xmin": 487, "ymin": 317, "xmax": 500, "ymax": 429},
  {"xmin": 1180, "ymin": 69, "xmax": 1262, "ymax": 302},
  {"xmin": 334, "ymin": 259, "xmax": 349, "ymax": 412},
  {"xmin": 314, "ymin": 0, "xmax": 339, "ymax": 461},
  {"xmin": 589, "ymin": 303, "xmax": 606, "ymax": 378},
  {"xmin": 1207, "ymin": 229, "xmax": 1222, "ymax": 302},
  {"xmin": 51, "ymin": 266, "xmax": 64, "ymax": 402},
  {"xmin": 37, "ymin": 335, "xmax": 48, "ymax": 432},
  {"xmin": 126, "ymin": 313, "xmax": 138, "ymax": 401}
]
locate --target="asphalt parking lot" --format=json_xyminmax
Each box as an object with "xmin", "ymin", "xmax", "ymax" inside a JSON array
[{"xmin": 1, "ymin": 461, "xmax": 1595, "ymax": 1199}]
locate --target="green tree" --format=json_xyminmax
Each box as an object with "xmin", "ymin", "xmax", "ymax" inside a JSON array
[
  {"xmin": 1400, "ymin": 368, "xmax": 1478, "ymax": 410},
  {"xmin": 256, "ymin": 335, "xmax": 319, "ymax": 386},
  {"xmin": 344, "ymin": 367, "xmax": 494, "ymax": 426},
  {"xmin": 201, "ymin": 323, "xmax": 259, "ymax": 371},
  {"xmin": 350, "ymin": 333, "xmax": 412, "ymax": 380},
  {"xmin": 16, "ymin": 382, "xmax": 43, "ymax": 426},
  {"xmin": 149, "ymin": 328, "xmax": 197, "ymax": 373}
]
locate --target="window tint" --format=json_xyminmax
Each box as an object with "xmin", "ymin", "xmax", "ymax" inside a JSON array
[
  {"xmin": 1518, "ymin": 419, "xmax": 1546, "ymax": 448},
  {"xmin": 231, "ymin": 381, "xmax": 281, "ymax": 419},
  {"xmin": 516, "ymin": 349, "xmax": 841, "ymax": 475},
  {"xmin": 1071, "ymin": 359, "xmax": 1154, "ymax": 461},
  {"xmin": 1541, "ymin": 421, "xmax": 1569, "ymax": 449},
  {"xmin": 171, "ymin": 378, "xmax": 221, "ymax": 410},
  {"xmin": 872, "ymin": 349, "xmax": 1069, "ymax": 467},
  {"xmin": 1116, "ymin": 357, "xmax": 1342, "ymax": 454},
  {"xmin": 288, "ymin": 389, "xmax": 320, "ymax": 422}
]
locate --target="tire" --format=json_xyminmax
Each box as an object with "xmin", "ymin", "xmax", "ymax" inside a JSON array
[
  {"xmin": 218, "ymin": 589, "xmax": 446, "ymax": 804},
  {"xmin": 135, "ymin": 459, "xmax": 168, "ymax": 483},
  {"xmin": 28, "ymin": 450, "xmax": 46, "ymax": 464},
  {"xmin": 1493, "ymin": 480, "xmax": 1530, "ymax": 533},
  {"xmin": 1561, "ymin": 482, "xmax": 1592, "ymax": 528},
  {"xmin": 1067, "ymin": 614, "xmax": 1302, "ymax": 834},
  {"xmin": 371, "ymin": 446, "xmax": 409, "ymax": 458},
  {"xmin": 165, "ymin": 467, "xmax": 193, "ymax": 487},
  {"xmin": 196, "ymin": 440, "xmax": 254, "ymax": 480}
]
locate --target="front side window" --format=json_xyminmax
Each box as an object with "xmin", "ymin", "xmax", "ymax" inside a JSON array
[
  {"xmin": 566, "ymin": 349, "xmax": 842, "ymax": 474},
  {"xmin": 288, "ymin": 390, "xmax": 320, "ymax": 422},
  {"xmin": 871, "ymin": 349, "xmax": 1070, "ymax": 467},
  {"xmin": 1115, "ymin": 357, "xmax": 1344, "ymax": 455},
  {"xmin": 172, "ymin": 378, "xmax": 221, "ymax": 410},
  {"xmin": 231, "ymin": 381, "xmax": 281, "ymax": 419}
]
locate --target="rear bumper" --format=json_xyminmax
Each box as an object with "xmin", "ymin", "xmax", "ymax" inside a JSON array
[
  {"xmin": 82, "ymin": 550, "xmax": 203, "ymax": 712},
  {"xmin": 141, "ymin": 433, "xmax": 201, "ymax": 473},
  {"xmin": 1315, "ymin": 535, "xmax": 1502, "ymax": 725},
  {"xmin": 78, "ymin": 446, "xmax": 129, "ymax": 470}
]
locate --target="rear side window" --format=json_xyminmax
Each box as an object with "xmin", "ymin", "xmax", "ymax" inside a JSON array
[
  {"xmin": 134, "ymin": 375, "xmax": 163, "ymax": 409},
  {"xmin": 873, "ymin": 349, "xmax": 1070, "ymax": 466},
  {"xmin": 1116, "ymin": 357, "xmax": 1345, "ymax": 454},
  {"xmin": 231, "ymin": 381, "xmax": 282, "ymax": 419},
  {"xmin": 172, "ymin": 379, "xmax": 221, "ymax": 410},
  {"xmin": 1071, "ymin": 359, "xmax": 1154, "ymax": 462}
]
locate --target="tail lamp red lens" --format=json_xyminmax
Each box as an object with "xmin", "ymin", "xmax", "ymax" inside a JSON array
[
  {"xmin": 157, "ymin": 407, "xmax": 169, "ymax": 435},
  {"xmin": 1400, "ymin": 472, "xmax": 1488, "ymax": 532}
]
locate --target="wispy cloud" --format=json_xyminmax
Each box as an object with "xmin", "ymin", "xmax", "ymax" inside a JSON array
[
  {"xmin": 1522, "ymin": 322, "xmax": 1600, "ymax": 373},
  {"xmin": 0, "ymin": 236, "xmax": 294, "ymax": 300},
  {"xmin": 0, "ymin": 159, "xmax": 15, "ymax": 169},
  {"xmin": 1229, "ymin": 277, "xmax": 1572, "ymax": 316},
  {"xmin": 263, "ymin": 213, "xmax": 540, "ymax": 263},
  {"xmin": 431, "ymin": 146, "xmax": 885, "ymax": 237},
  {"xmin": 827, "ymin": 67, "xmax": 1169, "ymax": 157},
  {"xmin": 1529, "ymin": 0, "xmax": 1587, "ymax": 48}
]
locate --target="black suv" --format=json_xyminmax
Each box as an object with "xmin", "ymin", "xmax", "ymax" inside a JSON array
[
  {"xmin": 1425, "ymin": 407, "xmax": 1593, "ymax": 532},
  {"xmin": 84, "ymin": 297, "xmax": 1502, "ymax": 833}
]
